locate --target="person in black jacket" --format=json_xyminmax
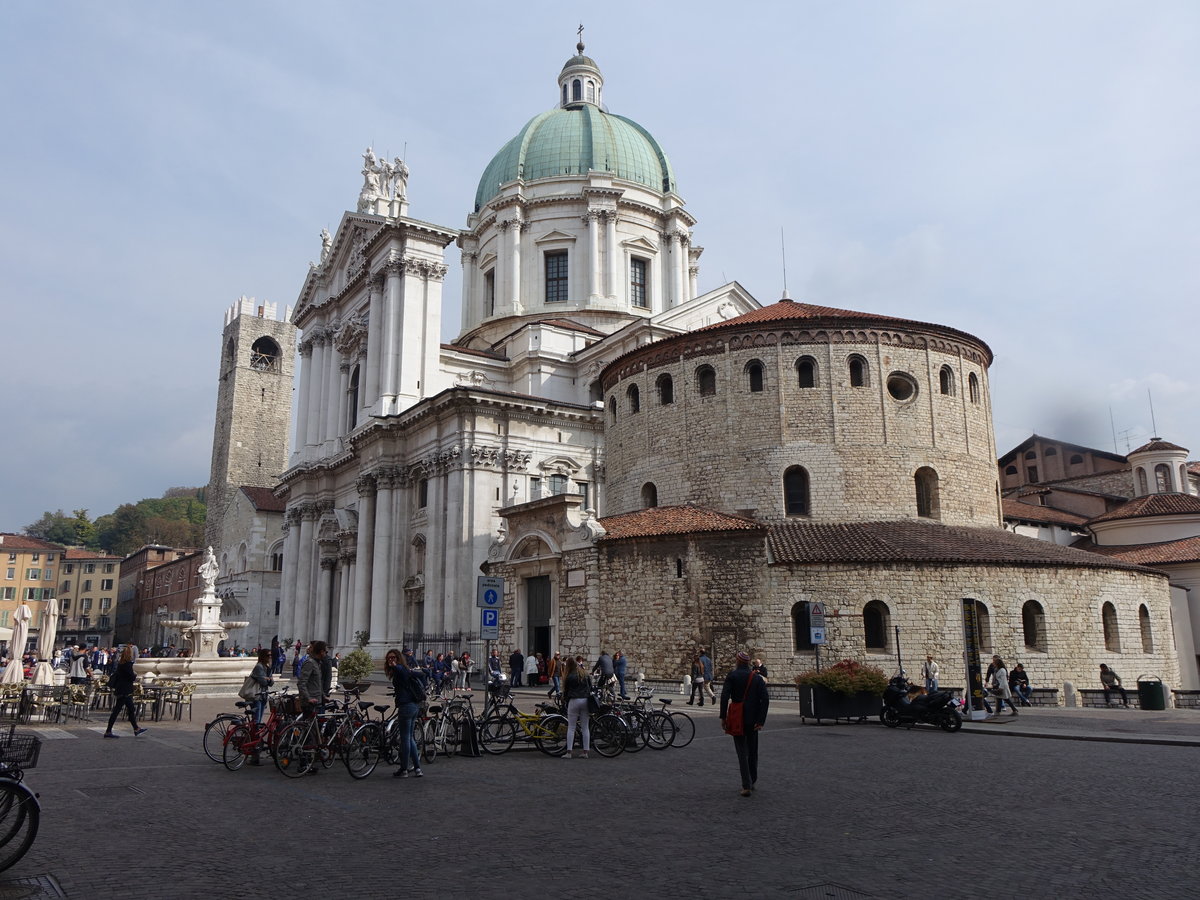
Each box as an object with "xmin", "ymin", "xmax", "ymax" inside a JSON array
[
  {"xmin": 720, "ymin": 651, "xmax": 769, "ymax": 797},
  {"xmin": 388, "ymin": 650, "xmax": 425, "ymax": 778},
  {"xmin": 103, "ymin": 645, "xmax": 148, "ymax": 738}
]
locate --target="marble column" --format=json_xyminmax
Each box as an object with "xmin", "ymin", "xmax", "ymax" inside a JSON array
[
  {"xmin": 605, "ymin": 211, "xmax": 618, "ymax": 299},
  {"xmin": 586, "ymin": 211, "xmax": 600, "ymax": 297},
  {"xmin": 380, "ymin": 261, "xmax": 404, "ymax": 414},
  {"xmin": 461, "ymin": 251, "xmax": 477, "ymax": 333},
  {"xmin": 304, "ymin": 331, "xmax": 325, "ymax": 449},
  {"xmin": 508, "ymin": 220, "xmax": 523, "ymax": 313},
  {"xmin": 335, "ymin": 549, "xmax": 354, "ymax": 648},
  {"xmin": 279, "ymin": 508, "xmax": 301, "ymax": 645},
  {"xmin": 369, "ymin": 470, "xmax": 395, "ymax": 644},
  {"xmin": 351, "ymin": 475, "xmax": 376, "ymax": 644},
  {"xmin": 315, "ymin": 554, "xmax": 336, "ymax": 641},
  {"xmin": 364, "ymin": 275, "xmax": 383, "ymax": 412},
  {"xmin": 294, "ymin": 343, "xmax": 313, "ymax": 459},
  {"xmin": 293, "ymin": 505, "xmax": 318, "ymax": 643},
  {"xmin": 336, "ymin": 361, "xmax": 350, "ymax": 438}
]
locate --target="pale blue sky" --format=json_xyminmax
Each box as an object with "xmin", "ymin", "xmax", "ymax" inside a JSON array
[{"xmin": 2, "ymin": 1, "xmax": 1197, "ymax": 533}]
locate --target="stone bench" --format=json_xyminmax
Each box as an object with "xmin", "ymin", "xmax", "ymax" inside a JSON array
[
  {"xmin": 1171, "ymin": 690, "xmax": 1200, "ymax": 709},
  {"xmin": 1077, "ymin": 688, "xmax": 1140, "ymax": 709}
]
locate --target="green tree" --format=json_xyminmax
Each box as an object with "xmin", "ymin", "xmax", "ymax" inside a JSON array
[
  {"xmin": 71, "ymin": 509, "xmax": 96, "ymax": 547},
  {"xmin": 25, "ymin": 510, "xmax": 75, "ymax": 545}
]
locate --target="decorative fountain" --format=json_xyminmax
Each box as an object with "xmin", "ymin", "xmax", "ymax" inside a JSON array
[{"xmin": 134, "ymin": 547, "xmax": 256, "ymax": 695}]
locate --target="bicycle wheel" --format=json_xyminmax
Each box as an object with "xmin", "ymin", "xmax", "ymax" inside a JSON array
[
  {"xmin": 441, "ymin": 712, "xmax": 464, "ymax": 758},
  {"xmin": 274, "ymin": 722, "xmax": 314, "ymax": 778},
  {"xmin": 411, "ymin": 718, "xmax": 426, "ymax": 766},
  {"xmin": 668, "ymin": 711, "xmax": 695, "ymax": 748},
  {"xmin": 479, "ymin": 715, "xmax": 516, "ymax": 755},
  {"xmin": 345, "ymin": 723, "xmax": 380, "ymax": 779},
  {"xmin": 589, "ymin": 713, "xmax": 627, "ymax": 758},
  {"xmin": 421, "ymin": 719, "xmax": 438, "ymax": 764},
  {"xmin": 620, "ymin": 709, "xmax": 648, "ymax": 753},
  {"xmin": 202, "ymin": 714, "xmax": 241, "ymax": 763},
  {"xmin": 644, "ymin": 710, "xmax": 677, "ymax": 750},
  {"xmin": 0, "ymin": 781, "xmax": 39, "ymax": 873},
  {"xmin": 533, "ymin": 714, "xmax": 568, "ymax": 756},
  {"xmin": 222, "ymin": 724, "xmax": 251, "ymax": 771}
]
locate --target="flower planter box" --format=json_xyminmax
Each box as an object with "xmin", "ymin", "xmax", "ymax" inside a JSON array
[{"xmin": 798, "ymin": 684, "xmax": 880, "ymax": 723}]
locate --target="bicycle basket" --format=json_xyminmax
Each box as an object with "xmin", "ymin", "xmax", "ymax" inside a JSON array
[{"xmin": 0, "ymin": 732, "xmax": 41, "ymax": 770}]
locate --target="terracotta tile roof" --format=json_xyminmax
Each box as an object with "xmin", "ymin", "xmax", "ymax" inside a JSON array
[
  {"xmin": 0, "ymin": 534, "xmax": 61, "ymax": 551},
  {"xmin": 1001, "ymin": 499, "xmax": 1089, "ymax": 527},
  {"xmin": 1072, "ymin": 535, "xmax": 1200, "ymax": 566},
  {"xmin": 599, "ymin": 506, "xmax": 765, "ymax": 540},
  {"xmin": 1130, "ymin": 439, "xmax": 1188, "ymax": 454},
  {"xmin": 1086, "ymin": 492, "xmax": 1200, "ymax": 525},
  {"xmin": 538, "ymin": 318, "xmax": 607, "ymax": 337},
  {"xmin": 695, "ymin": 299, "xmax": 922, "ymax": 330},
  {"xmin": 767, "ymin": 520, "xmax": 1156, "ymax": 573},
  {"xmin": 63, "ymin": 548, "xmax": 122, "ymax": 560},
  {"xmin": 240, "ymin": 486, "xmax": 287, "ymax": 512}
]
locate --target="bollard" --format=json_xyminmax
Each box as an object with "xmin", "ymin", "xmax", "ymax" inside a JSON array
[{"xmin": 1064, "ymin": 680, "xmax": 1076, "ymax": 707}]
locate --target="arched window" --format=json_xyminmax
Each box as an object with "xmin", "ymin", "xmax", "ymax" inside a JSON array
[
  {"xmin": 561, "ymin": 83, "xmax": 568, "ymax": 106},
  {"xmin": 696, "ymin": 365, "xmax": 717, "ymax": 397},
  {"xmin": 347, "ymin": 365, "xmax": 360, "ymax": 432},
  {"xmin": 1069, "ymin": 454, "xmax": 1084, "ymax": 465},
  {"xmin": 657, "ymin": 373, "xmax": 674, "ymax": 405},
  {"xmin": 849, "ymin": 356, "xmax": 869, "ymax": 387},
  {"xmin": 609, "ymin": 396, "xmax": 617, "ymax": 422},
  {"xmin": 791, "ymin": 602, "xmax": 814, "ymax": 651},
  {"xmin": 976, "ymin": 601, "xmax": 993, "ymax": 652},
  {"xmin": 1024, "ymin": 451, "xmax": 1037, "ymax": 460},
  {"xmin": 418, "ymin": 478, "xmax": 429, "ymax": 509},
  {"xmin": 1004, "ymin": 465, "xmax": 1018, "ymax": 475},
  {"xmin": 250, "ymin": 336, "xmax": 282, "ymax": 371},
  {"xmin": 1044, "ymin": 447, "xmax": 1058, "ymax": 457},
  {"xmin": 968, "ymin": 373, "xmax": 980, "ymax": 403},
  {"xmin": 589, "ymin": 380, "xmax": 603, "ymax": 404},
  {"xmin": 1181, "ymin": 464, "xmax": 1189, "ymax": 494},
  {"xmin": 915, "ymin": 467, "xmax": 940, "ymax": 519},
  {"xmin": 586, "ymin": 80, "xmax": 595, "ymax": 102},
  {"xmin": 796, "ymin": 357, "xmax": 817, "ymax": 388},
  {"xmin": 783, "ymin": 466, "xmax": 809, "ymax": 516},
  {"xmin": 1139, "ymin": 604, "xmax": 1153, "ymax": 653},
  {"xmin": 627, "ymin": 384, "xmax": 640, "ymax": 414},
  {"xmin": 863, "ymin": 601, "xmax": 889, "ymax": 650},
  {"xmin": 1022, "ymin": 600, "xmax": 1045, "ymax": 650},
  {"xmin": 269, "ymin": 543, "xmax": 284, "ymax": 572},
  {"xmin": 1136, "ymin": 467, "xmax": 1149, "ymax": 495},
  {"xmin": 641, "ymin": 482, "xmax": 658, "ymax": 508},
  {"xmin": 746, "ymin": 360, "xmax": 765, "ymax": 393},
  {"xmin": 1155, "ymin": 463, "xmax": 1172, "ymax": 493},
  {"xmin": 939, "ymin": 365, "xmax": 955, "ymax": 395},
  {"xmin": 1102, "ymin": 601, "xmax": 1120, "ymax": 652},
  {"xmin": 572, "ymin": 79, "xmax": 581, "ymax": 101}
]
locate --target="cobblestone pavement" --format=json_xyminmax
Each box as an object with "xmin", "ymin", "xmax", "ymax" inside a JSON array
[{"xmin": 1, "ymin": 695, "xmax": 1197, "ymax": 900}]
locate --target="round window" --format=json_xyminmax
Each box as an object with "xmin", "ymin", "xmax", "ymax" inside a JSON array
[{"xmin": 887, "ymin": 372, "xmax": 918, "ymax": 402}]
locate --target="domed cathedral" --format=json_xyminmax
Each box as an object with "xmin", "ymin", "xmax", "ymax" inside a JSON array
[
  {"xmin": 275, "ymin": 42, "xmax": 757, "ymax": 659},
  {"xmin": 457, "ymin": 41, "xmax": 700, "ymax": 349}
]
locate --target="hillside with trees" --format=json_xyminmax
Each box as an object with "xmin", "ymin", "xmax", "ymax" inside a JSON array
[{"xmin": 24, "ymin": 487, "xmax": 207, "ymax": 557}]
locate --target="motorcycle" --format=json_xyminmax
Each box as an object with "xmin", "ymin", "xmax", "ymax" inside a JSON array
[{"xmin": 880, "ymin": 676, "xmax": 963, "ymax": 732}]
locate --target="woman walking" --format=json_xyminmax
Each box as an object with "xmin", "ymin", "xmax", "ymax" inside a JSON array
[
  {"xmin": 988, "ymin": 655, "xmax": 1018, "ymax": 717},
  {"xmin": 103, "ymin": 645, "xmax": 147, "ymax": 739},
  {"xmin": 387, "ymin": 649, "xmax": 424, "ymax": 778},
  {"xmin": 688, "ymin": 654, "xmax": 706, "ymax": 706},
  {"xmin": 562, "ymin": 656, "xmax": 591, "ymax": 759},
  {"xmin": 249, "ymin": 648, "xmax": 273, "ymax": 724}
]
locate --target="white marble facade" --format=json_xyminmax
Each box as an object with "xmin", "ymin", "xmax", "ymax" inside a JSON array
[{"xmin": 278, "ymin": 45, "xmax": 758, "ymax": 653}]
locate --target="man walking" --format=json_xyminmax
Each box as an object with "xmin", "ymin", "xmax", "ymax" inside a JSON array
[
  {"xmin": 720, "ymin": 651, "xmax": 769, "ymax": 797},
  {"xmin": 509, "ymin": 648, "xmax": 524, "ymax": 687},
  {"xmin": 922, "ymin": 654, "xmax": 939, "ymax": 693},
  {"xmin": 699, "ymin": 648, "xmax": 716, "ymax": 703}
]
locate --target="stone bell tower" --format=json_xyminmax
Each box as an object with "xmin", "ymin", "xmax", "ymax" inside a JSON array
[{"xmin": 205, "ymin": 296, "xmax": 296, "ymax": 550}]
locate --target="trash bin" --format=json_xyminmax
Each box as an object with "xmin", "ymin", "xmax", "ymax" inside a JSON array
[{"xmin": 1137, "ymin": 675, "xmax": 1167, "ymax": 711}]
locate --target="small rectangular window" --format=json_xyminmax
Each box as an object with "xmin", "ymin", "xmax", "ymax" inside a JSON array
[
  {"xmin": 484, "ymin": 269, "xmax": 496, "ymax": 315},
  {"xmin": 0, "ymin": 588, "xmax": 12, "ymax": 600},
  {"xmin": 101, "ymin": 579, "xmax": 113, "ymax": 591},
  {"xmin": 630, "ymin": 258, "xmax": 648, "ymax": 308},
  {"xmin": 4, "ymin": 569, "xmax": 13, "ymax": 581},
  {"xmin": 83, "ymin": 579, "xmax": 92, "ymax": 592},
  {"xmin": 103, "ymin": 563, "xmax": 114, "ymax": 573},
  {"xmin": 545, "ymin": 251, "xmax": 569, "ymax": 303},
  {"xmin": 576, "ymin": 481, "xmax": 589, "ymax": 508},
  {"xmin": 26, "ymin": 569, "xmax": 40, "ymax": 581}
]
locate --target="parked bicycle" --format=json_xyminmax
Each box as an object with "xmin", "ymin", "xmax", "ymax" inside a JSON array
[{"xmin": 0, "ymin": 726, "xmax": 41, "ymax": 872}]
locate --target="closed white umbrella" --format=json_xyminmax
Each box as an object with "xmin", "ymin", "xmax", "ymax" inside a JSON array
[
  {"xmin": 32, "ymin": 598, "xmax": 60, "ymax": 685},
  {"xmin": 0, "ymin": 604, "xmax": 32, "ymax": 684}
]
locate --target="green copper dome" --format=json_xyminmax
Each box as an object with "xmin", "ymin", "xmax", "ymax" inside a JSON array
[{"xmin": 474, "ymin": 105, "xmax": 677, "ymax": 211}]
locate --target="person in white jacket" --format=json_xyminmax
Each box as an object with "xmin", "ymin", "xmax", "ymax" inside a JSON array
[{"xmin": 922, "ymin": 655, "xmax": 939, "ymax": 692}]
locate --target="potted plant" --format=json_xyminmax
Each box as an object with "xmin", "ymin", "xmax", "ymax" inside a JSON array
[
  {"xmin": 338, "ymin": 648, "xmax": 375, "ymax": 691},
  {"xmin": 795, "ymin": 659, "xmax": 889, "ymax": 722}
]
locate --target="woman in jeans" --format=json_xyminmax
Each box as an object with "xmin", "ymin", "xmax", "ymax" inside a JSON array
[
  {"xmin": 387, "ymin": 649, "xmax": 424, "ymax": 778},
  {"xmin": 103, "ymin": 645, "xmax": 148, "ymax": 739},
  {"xmin": 249, "ymin": 648, "xmax": 273, "ymax": 724},
  {"xmin": 562, "ymin": 656, "xmax": 591, "ymax": 759}
]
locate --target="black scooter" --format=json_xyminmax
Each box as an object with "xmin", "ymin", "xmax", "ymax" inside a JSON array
[{"xmin": 880, "ymin": 676, "xmax": 963, "ymax": 732}]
